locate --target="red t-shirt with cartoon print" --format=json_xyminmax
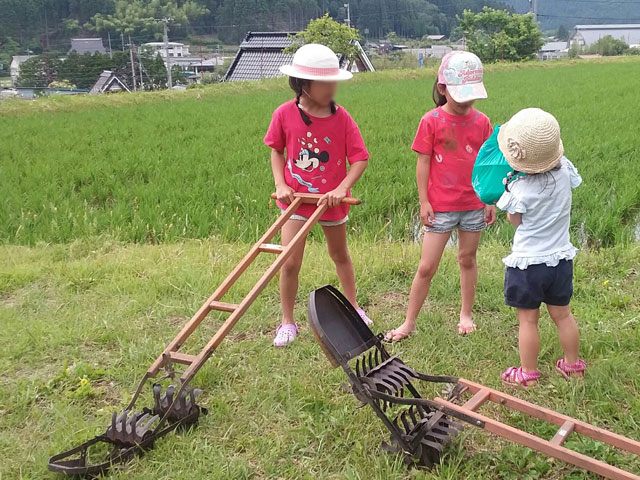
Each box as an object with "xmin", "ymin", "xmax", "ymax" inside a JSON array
[
  {"xmin": 412, "ymin": 106, "xmax": 492, "ymax": 212},
  {"xmin": 264, "ymin": 99, "xmax": 369, "ymax": 221}
]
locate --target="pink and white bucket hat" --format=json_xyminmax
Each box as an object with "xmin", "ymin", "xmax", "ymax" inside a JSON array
[
  {"xmin": 437, "ymin": 51, "xmax": 487, "ymax": 103},
  {"xmin": 280, "ymin": 44, "xmax": 353, "ymax": 81}
]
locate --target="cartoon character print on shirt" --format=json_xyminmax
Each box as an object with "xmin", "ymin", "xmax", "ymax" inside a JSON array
[
  {"xmin": 295, "ymin": 148, "xmax": 329, "ymax": 172},
  {"xmin": 287, "ymin": 130, "xmax": 331, "ymax": 193}
]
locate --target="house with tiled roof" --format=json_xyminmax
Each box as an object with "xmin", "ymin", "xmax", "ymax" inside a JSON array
[
  {"xmin": 69, "ymin": 38, "xmax": 106, "ymax": 55},
  {"xmin": 224, "ymin": 31, "xmax": 374, "ymax": 82},
  {"xmin": 89, "ymin": 70, "xmax": 130, "ymax": 94}
]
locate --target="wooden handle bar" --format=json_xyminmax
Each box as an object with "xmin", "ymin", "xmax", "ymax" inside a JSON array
[{"xmin": 271, "ymin": 192, "xmax": 361, "ymax": 205}]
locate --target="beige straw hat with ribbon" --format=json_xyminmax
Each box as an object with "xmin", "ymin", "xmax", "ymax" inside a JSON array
[{"xmin": 497, "ymin": 108, "xmax": 564, "ymax": 174}]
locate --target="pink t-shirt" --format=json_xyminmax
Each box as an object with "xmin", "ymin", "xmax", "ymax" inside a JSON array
[
  {"xmin": 412, "ymin": 106, "xmax": 492, "ymax": 212},
  {"xmin": 264, "ymin": 99, "xmax": 369, "ymax": 221}
]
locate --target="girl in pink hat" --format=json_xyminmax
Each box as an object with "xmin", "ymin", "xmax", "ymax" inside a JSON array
[
  {"xmin": 386, "ymin": 51, "xmax": 495, "ymax": 342},
  {"xmin": 264, "ymin": 44, "xmax": 371, "ymax": 347}
]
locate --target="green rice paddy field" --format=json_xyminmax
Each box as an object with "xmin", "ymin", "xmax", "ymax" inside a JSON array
[
  {"xmin": 1, "ymin": 58, "xmax": 639, "ymax": 479},
  {"xmin": 1, "ymin": 58, "xmax": 639, "ymax": 246}
]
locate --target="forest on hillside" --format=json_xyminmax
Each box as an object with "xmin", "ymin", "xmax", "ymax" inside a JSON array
[
  {"xmin": 1, "ymin": 0, "xmax": 509, "ymax": 56},
  {"xmin": 1, "ymin": 0, "xmax": 638, "ymax": 72},
  {"xmin": 504, "ymin": 0, "xmax": 640, "ymax": 30}
]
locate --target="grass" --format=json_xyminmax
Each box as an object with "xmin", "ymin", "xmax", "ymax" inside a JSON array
[
  {"xmin": 1, "ymin": 58, "xmax": 639, "ymax": 478},
  {"xmin": 1, "ymin": 57, "xmax": 639, "ymax": 246},
  {"xmin": 0, "ymin": 238, "xmax": 639, "ymax": 479}
]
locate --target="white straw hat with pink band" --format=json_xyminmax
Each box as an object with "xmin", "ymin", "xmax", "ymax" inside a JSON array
[{"xmin": 280, "ymin": 44, "xmax": 353, "ymax": 81}]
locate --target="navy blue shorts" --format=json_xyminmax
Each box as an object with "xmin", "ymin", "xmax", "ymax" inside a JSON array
[{"xmin": 504, "ymin": 260, "xmax": 574, "ymax": 310}]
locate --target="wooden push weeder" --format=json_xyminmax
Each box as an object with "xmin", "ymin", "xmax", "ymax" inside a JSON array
[
  {"xmin": 48, "ymin": 193, "xmax": 359, "ymax": 476},
  {"xmin": 308, "ymin": 285, "xmax": 640, "ymax": 480}
]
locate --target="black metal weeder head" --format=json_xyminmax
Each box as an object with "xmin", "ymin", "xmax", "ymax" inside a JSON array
[
  {"xmin": 48, "ymin": 383, "xmax": 204, "ymax": 477},
  {"xmin": 308, "ymin": 285, "xmax": 463, "ymax": 467}
]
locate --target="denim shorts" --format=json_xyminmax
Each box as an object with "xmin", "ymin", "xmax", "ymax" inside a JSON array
[
  {"xmin": 504, "ymin": 260, "xmax": 574, "ymax": 309},
  {"xmin": 281, "ymin": 210, "xmax": 348, "ymax": 227},
  {"xmin": 423, "ymin": 208, "xmax": 486, "ymax": 233}
]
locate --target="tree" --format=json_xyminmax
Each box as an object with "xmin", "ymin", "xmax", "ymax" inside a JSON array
[
  {"xmin": 17, "ymin": 55, "xmax": 62, "ymax": 87},
  {"xmin": 589, "ymin": 35, "xmax": 628, "ymax": 56},
  {"xmin": 87, "ymin": 0, "xmax": 208, "ymax": 39},
  {"xmin": 0, "ymin": 35, "xmax": 19, "ymax": 75},
  {"xmin": 171, "ymin": 64, "xmax": 184, "ymax": 84},
  {"xmin": 568, "ymin": 42, "xmax": 581, "ymax": 59},
  {"xmin": 556, "ymin": 24, "xmax": 569, "ymax": 41},
  {"xmin": 457, "ymin": 7, "xmax": 544, "ymax": 63},
  {"xmin": 284, "ymin": 14, "xmax": 360, "ymax": 62},
  {"xmin": 140, "ymin": 51, "xmax": 168, "ymax": 89}
]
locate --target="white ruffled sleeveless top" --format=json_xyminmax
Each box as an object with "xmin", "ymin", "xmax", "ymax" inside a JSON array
[{"xmin": 496, "ymin": 157, "xmax": 582, "ymax": 270}]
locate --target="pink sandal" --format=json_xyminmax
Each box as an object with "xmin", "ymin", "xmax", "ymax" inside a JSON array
[
  {"xmin": 501, "ymin": 366, "xmax": 540, "ymax": 388},
  {"xmin": 556, "ymin": 358, "xmax": 587, "ymax": 380}
]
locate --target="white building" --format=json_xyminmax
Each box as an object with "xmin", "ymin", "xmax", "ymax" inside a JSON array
[
  {"xmin": 142, "ymin": 42, "xmax": 191, "ymax": 58},
  {"xmin": 10, "ymin": 55, "xmax": 36, "ymax": 85},
  {"xmin": 538, "ymin": 41, "xmax": 569, "ymax": 60},
  {"xmin": 570, "ymin": 24, "xmax": 640, "ymax": 47}
]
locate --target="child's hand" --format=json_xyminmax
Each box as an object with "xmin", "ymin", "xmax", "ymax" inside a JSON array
[
  {"xmin": 420, "ymin": 201, "xmax": 436, "ymax": 227},
  {"xmin": 318, "ymin": 187, "xmax": 348, "ymax": 208},
  {"xmin": 484, "ymin": 205, "xmax": 496, "ymax": 225},
  {"xmin": 275, "ymin": 184, "xmax": 295, "ymax": 204}
]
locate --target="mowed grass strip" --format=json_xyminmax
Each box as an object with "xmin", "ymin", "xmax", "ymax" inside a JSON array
[
  {"xmin": 0, "ymin": 238, "xmax": 638, "ymax": 479},
  {"xmin": 1, "ymin": 58, "xmax": 639, "ymax": 246}
]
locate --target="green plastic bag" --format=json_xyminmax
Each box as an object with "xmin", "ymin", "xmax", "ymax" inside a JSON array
[{"xmin": 472, "ymin": 125, "xmax": 523, "ymax": 205}]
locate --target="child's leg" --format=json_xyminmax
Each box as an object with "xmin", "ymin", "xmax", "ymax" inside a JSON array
[
  {"xmin": 547, "ymin": 304, "xmax": 580, "ymax": 365},
  {"xmin": 279, "ymin": 220, "xmax": 308, "ymax": 325},
  {"xmin": 322, "ymin": 223, "xmax": 358, "ymax": 307},
  {"xmin": 387, "ymin": 232, "xmax": 450, "ymax": 340},
  {"xmin": 518, "ymin": 308, "xmax": 541, "ymax": 373},
  {"xmin": 457, "ymin": 230, "xmax": 482, "ymax": 331}
]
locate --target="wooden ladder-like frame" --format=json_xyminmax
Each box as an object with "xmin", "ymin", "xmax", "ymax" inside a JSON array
[
  {"xmin": 147, "ymin": 193, "xmax": 359, "ymax": 385},
  {"xmin": 435, "ymin": 379, "xmax": 640, "ymax": 480}
]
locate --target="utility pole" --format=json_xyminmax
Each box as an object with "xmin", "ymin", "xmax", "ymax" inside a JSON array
[
  {"xmin": 41, "ymin": 37, "xmax": 52, "ymax": 86},
  {"xmin": 200, "ymin": 39, "xmax": 203, "ymax": 83},
  {"xmin": 129, "ymin": 36, "xmax": 137, "ymax": 91},
  {"xmin": 529, "ymin": 0, "xmax": 538, "ymax": 22},
  {"xmin": 161, "ymin": 17, "xmax": 173, "ymax": 89},
  {"xmin": 121, "ymin": 33, "xmax": 125, "ymax": 52},
  {"xmin": 44, "ymin": 6, "xmax": 50, "ymax": 51},
  {"xmin": 108, "ymin": 32, "xmax": 113, "ymax": 59},
  {"xmin": 138, "ymin": 54, "xmax": 144, "ymax": 91},
  {"xmin": 344, "ymin": 3, "xmax": 351, "ymax": 28}
]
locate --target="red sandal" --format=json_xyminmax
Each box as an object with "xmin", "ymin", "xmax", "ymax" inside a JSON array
[
  {"xmin": 501, "ymin": 366, "xmax": 540, "ymax": 388},
  {"xmin": 556, "ymin": 358, "xmax": 587, "ymax": 380}
]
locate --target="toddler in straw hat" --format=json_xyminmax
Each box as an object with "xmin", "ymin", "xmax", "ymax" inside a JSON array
[
  {"xmin": 386, "ymin": 51, "xmax": 495, "ymax": 343},
  {"xmin": 264, "ymin": 44, "xmax": 371, "ymax": 347},
  {"xmin": 496, "ymin": 108, "xmax": 587, "ymax": 388}
]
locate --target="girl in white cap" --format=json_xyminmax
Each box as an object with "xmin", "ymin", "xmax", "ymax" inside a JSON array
[
  {"xmin": 497, "ymin": 108, "xmax": 587, "ymax": 387},
  {"xmin": 386, "ymin": 51, "xmax": 495, "ymax": 342},
  {"xmin": 264, "ymin": 44, "xmax": 371, "ymax": 347}
]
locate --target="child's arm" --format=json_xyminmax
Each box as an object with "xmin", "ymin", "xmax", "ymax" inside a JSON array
[
  {"xmin": 507, "ymin": 212, "xmax": 522, "ymax": 227},
  {"xmin": 270, "ymin": 148, "xmax": 295, "ymax": 204},
  {"xmin": 416, "ymin": 153, "xmax": 435, "ymax": 227},
  {"xmin": 318, "ymin": 160, "xmax": 368, "ymax": 207}
]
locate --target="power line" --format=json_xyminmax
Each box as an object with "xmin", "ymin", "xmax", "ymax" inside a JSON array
[{"xmin": 537, "ymin": 13, "xmax": 640, "ymax": 20}]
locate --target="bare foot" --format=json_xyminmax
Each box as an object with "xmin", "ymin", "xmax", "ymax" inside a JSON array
[
  {"xmin": 457, "ymin": 312, "xmax": 477, "ymax": 335},
  {"xmin": 384, "ymin": 321, "xmax": 417, "ymax": 343}
]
